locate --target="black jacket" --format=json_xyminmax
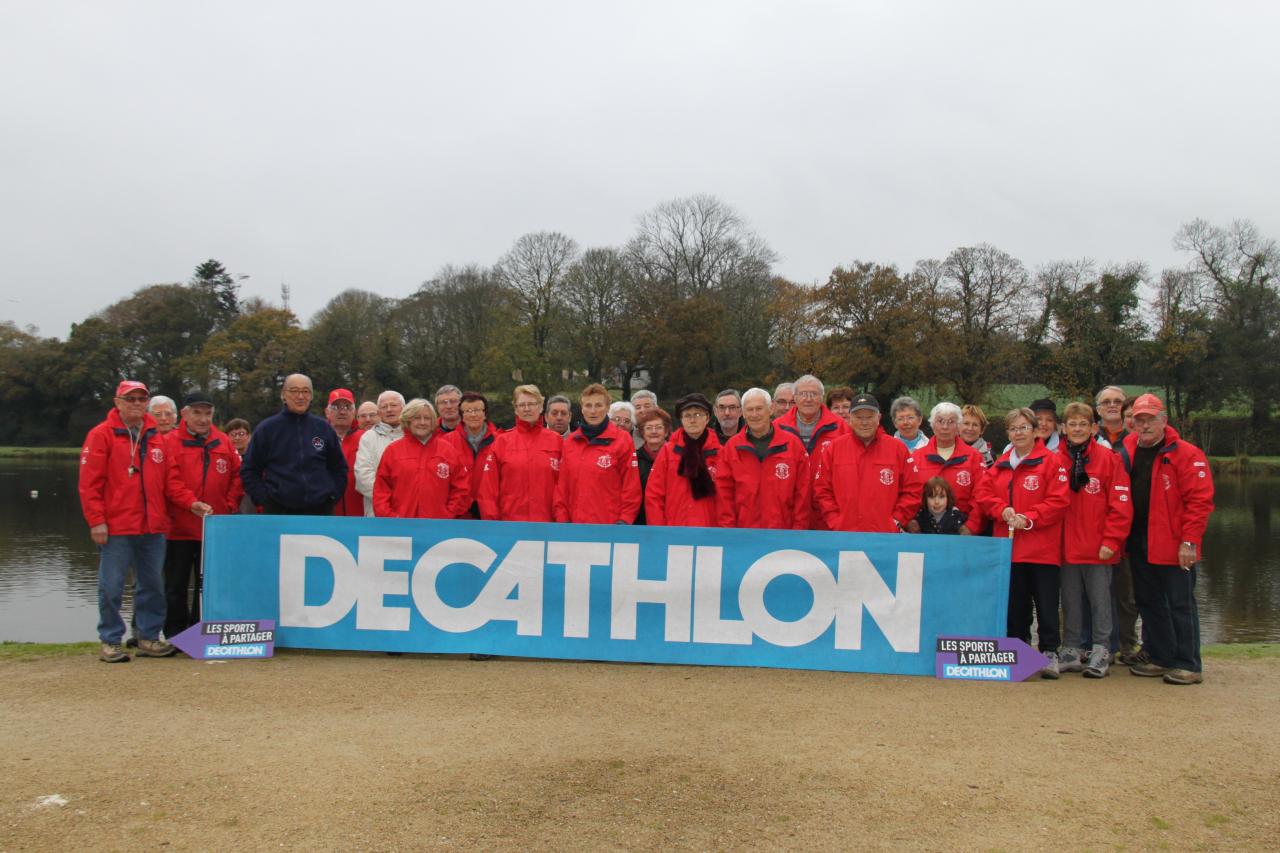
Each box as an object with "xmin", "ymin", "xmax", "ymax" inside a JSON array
[{"xmin": 915, "ymin": 506, "xmax": 968, "ymax": 535}]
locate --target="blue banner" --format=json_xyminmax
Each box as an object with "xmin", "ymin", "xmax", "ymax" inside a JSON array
[{"xmin": 202, "ymin": 516, "xmax": 1011, "ymax": 676}]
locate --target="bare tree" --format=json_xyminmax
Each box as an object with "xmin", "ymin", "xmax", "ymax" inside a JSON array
[
  {"xmin": 496, "ymin": 231, "xmax": 579, "ymax": 362},
  {"xmin": 559, "ymin": 247, "xmax": 630, "ymax": 382}
]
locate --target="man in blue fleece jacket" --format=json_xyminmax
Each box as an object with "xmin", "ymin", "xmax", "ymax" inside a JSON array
[{"xmin": 240, "ymin": 374, "xmax": 348, "ymax": 515}]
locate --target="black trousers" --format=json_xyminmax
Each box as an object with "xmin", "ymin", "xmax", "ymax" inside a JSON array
[
  {"xmin": 163, "ymin": 539, "xmax": 202, "ymax": 639},
  {"xmin": 1128, "ymin": 535, "xmax": 1201, "ymax": 672},
  {"xmin": 1008, "ymin": 562, "xmax": 1061, "ymax": 652},
  {"xmin": 262, "ymin": 497, "xmax": 334, "ymax": 516}
]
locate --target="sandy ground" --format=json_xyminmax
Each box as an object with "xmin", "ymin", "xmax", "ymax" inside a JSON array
[{"xmin": 1, "ymin": 650, "xmax": 1276, "ymax": 852}]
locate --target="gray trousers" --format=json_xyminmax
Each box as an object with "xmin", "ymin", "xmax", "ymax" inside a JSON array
[{"xmin": 1061, "ymin": 563, "xmax": 1113, "ymax": 650}]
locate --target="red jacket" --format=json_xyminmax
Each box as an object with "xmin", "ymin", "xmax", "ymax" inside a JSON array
[
  {"xmin": 1056, "ymin": 441, "xmax": 1132, "ymax": 564},
  {"xmin": 645, "ymin": 429, "xmax": 723, "ymax": 527},
  {"xmin": 78, "ymin": 408, "xmax": 172, "ymax": 535},
  {"xmin": 162, "ymin": 422, "xmax": 244, "ymax": 540},
  {"xmin": 476, "ymin": 419, "xmax": 562, "ymax": 522},
  {"xmin": 444, "ymin": 422, "xmax": 499, "ymax": 515},
  {"xmin": 554, "ymin": 421, "xmax": 641, "ymax": 525},
  {"xmin": 1119, "ymin": 426, "xmax": 1215, "ymax": 565},
  {"xmin": 973, "ymin": 439, "xmax": 1070, "ymax": 564},
  {"xmin": 813, "ymin": 428, "xmax": 922, "ymax": 533},
  {"xmin": 716, "ymin": 427, "xmax": 811, "ymax": 529},
  {"xmin": 775, "ymin": 405, "xmax": 851, "ymax": 457},
  {"xmin": 914, "ymin": 436, "xmax": 986, "ymax": 533},
  {"xmin": 332, "ymin": 427, "xmax": 365, "ymax": 517},
  {"xmin": 373, "ymin": 431, "xmax": 471, "ymax": 519}
]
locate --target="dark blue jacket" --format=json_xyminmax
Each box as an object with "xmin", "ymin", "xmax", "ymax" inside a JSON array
[{"xmin": 240, "ymin": 408, "xmax": 348, "ymax": 509}]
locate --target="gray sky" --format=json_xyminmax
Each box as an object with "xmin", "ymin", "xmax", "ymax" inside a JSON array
[{"xmin": 3, "ymin": 1, "xmax": 1277, "ymax": 338}]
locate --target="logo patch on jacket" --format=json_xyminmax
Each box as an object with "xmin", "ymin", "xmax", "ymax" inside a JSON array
[
  {"xmin": 150, "ymin": 447, "xmax": 164, "ymax": 463},
  {"xmin": 956, "ymin": 470, "xmax": 971, "ymax": 487},
  {"xmin": 311, "ymin": 436, "xmax": 325, "ymax": 451},
  {"xmin": 879, "ymin": 467, "xmax": 894, "ymax": 486},
  {"xmin": 775, "ymin": 462, "xmax": 790, "ymax": 480},
  {"xmin": 550, "ymin": 457, "xmax": 560, "ymax": 471},
  {"xmin": 1163, "ymin": 473, "xmax": 1172, "ymax": 490},
  {"xmin": 1022, "ymin": 474, "xmax": 1041, "ymax": 492},
  {"xmin": 215, "ymin": 458, "xmax": 229, "ymax": 475},
  {"xmin": 596, "ymin": 454, "xmax": 612, "ymax": 469},
  {"xmin": 1085, "ymin": 477, "xmax": 1101, "ymax": 494},
  {"xmin": 436, "ymin": 463, "xmax": 450, "ymax": 479}
]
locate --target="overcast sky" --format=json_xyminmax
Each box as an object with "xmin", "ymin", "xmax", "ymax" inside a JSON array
[{"xmin": 3, "ymin": 1, "xmax": 1277, "ymax": 338}]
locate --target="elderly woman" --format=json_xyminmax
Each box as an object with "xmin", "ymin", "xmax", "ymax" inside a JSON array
[
  {"xmin": 959, "ymin": 404, "xmax": 995, "ymax": 467},
  {"xmin": 826, "ymin": 387, "xmax": 855, "ymax": 426},
  {"xmin": 974, "ymin": 407, "xmax": 1071, "ymax": 678},
  {"xmin": 476, "ymin": 385, "xmax": 562, "ymax": 522},
  {"xmin": 609, "ymin": 400, "xmax": 636, "ymax": 434},
  {"xmin": 444, "ymin": 391, "xmax": 499, "ymax": 518},
  {"xmin": 554, "ymin": 383, "xmax": 641, "ymax": 524},
  {"xmin": 148, "ymin": 395, "xmax": 178, "ymax": 434},
  {"xmin": 908, "ymin": 402, "xmax": 983, "ymax": 533},
  {"xmin": 634, "ymin": 407, "xmax": 672, "ymax": 525},
  {"xmin": 373, "ymin": 399, "xmax": 471, "ymax": 519},
  {"xmin": 890, "ymin": 396, "xmax": 928, "ymax": 452},
  {"xmin": 645, "ymin": 393, "xmax": 721, "ymax": 527}
]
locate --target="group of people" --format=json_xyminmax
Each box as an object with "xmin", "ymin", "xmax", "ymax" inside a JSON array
[{"xmin": 80, "ymin": 374, "xmax": 1214, "ymax": 687}]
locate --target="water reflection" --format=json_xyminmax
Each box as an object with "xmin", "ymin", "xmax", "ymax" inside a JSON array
[{"xmin": 2, "ymin": 460, "xmax": 1277, "ymax": 644}]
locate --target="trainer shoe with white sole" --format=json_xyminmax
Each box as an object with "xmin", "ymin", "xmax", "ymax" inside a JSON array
[
  {"xmin": 1083, "ymin": 645, "xmax": 1110, "ymax": 679},
  {"xmin": 99, "ymin": 643, "xmax": 130, "ymax": 663},
  {"xmin": 1040, "ymin": 651, "xmax": 1060, "ymax": 679},
  {"xmin": 1130, "ymin": 661, "xmax": 1170, "ymax": 677},
  {"xmin": 135, "ymin": 638, "xmax": 177, "ymax": 658},
  {"xmin": 1058, "ymin": 647, "xmax": 1084, "ymax": 673},
  {"xmin": 1162, "ymin": 668, "xmax": 1203, "ymax": 685}
]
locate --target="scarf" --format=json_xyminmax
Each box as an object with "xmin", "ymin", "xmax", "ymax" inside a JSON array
[
  {"xmin": 579, "ymin": 418, "xmax": 609, "ymax": 441},
  {"xmin": 1067, "ymin": 440, "xmax": 1090, "ymax": 492},
  {"xmin": 677, "ymin": 429, "xmax": 716, "ymax": 500}
]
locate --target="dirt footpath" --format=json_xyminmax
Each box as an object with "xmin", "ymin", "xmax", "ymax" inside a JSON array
[{"xmin": 2, "ymin": 651, "xmax": 1277, "ymax": 851}]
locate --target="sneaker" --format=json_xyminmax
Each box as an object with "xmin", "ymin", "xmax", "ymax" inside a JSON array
[
  {"xmin": 135, "ymin": 638, "xmax": 177, "ymax": 658},
  {"xmin": 99, "ymin": 643, "xmax": 130, "ymax": 663},
  {"xmin": 1130, "ymin": 661, "xmax": 1170, "ymax": 677},
  {"xmin": 1083, "ymin": 645, "xmax": 1110, "ymax": 679},
  {"xmin": 1059, "ymin": 647, "xmax": 1084, "ymax": 673},
  {"xmin": 1118, "ymin": 647, "xmax": 1149, "ymax": 667},
  {"xmin": 1162, "ymin": 669, "xmax": 1203, "ymax": 685},
  {"xmin": 124, "ymin": 636, "xmax": 139, "ymax": 649},
  {"xmin": 1040, "ymin": 651, "xmax": 1060, "ymax": 680}
]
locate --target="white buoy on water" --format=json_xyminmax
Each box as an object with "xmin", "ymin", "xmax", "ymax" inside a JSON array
[{"xmin": 30, "ymin": 490, "xmax": 39, "ymax": 499}]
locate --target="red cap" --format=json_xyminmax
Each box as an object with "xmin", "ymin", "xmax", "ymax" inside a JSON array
[
  {"xmin": 327, "ymin": 388, "xmax": 355, "ymax": 406},
  {"xmin": 115, "ymin": 380, "xmax": 149, "ymax": 398},
  {"xmin": 1130, "ymin": 393, "xmax": 1164, "ymax": 417}
]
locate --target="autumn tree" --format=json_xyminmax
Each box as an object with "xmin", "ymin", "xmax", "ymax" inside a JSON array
[{"xmin": 495, "ymin": 232, "xmax": 578, "ymax": 371}]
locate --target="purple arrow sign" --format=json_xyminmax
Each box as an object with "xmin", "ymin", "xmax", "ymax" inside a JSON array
[
  {"xmin": 171, "ymin": 620, "xmax": 275, "ymax": 660},
  {"xmin": 934, "ymin": 635, "xmax": 1049, "ymax": 682}
]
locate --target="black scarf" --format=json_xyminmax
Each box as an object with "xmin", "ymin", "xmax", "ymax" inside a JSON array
[
  {"xmin": 1067, "ymin": 440, "xmax": 1090, "ymax": 492},
  {"xmin": 579, "ymin": 419, "xmax": 609, "ymax": 441},
  {"xmin": 678, "ymin": 429, "xmax": 716, "ymax": 500}
]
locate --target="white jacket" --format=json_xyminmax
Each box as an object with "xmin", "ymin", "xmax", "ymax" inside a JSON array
[{"xmin": 354, "ymin": 422, "xmax": 403, "ymax": 516}]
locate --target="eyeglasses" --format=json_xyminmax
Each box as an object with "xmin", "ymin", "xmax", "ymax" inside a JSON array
[
  {"xmin": 328, "ymin": 402, "xmax": 354, "ymax": 411},
  {"xmin": 681, "ymin": 410, "xmax": 709, "ymax": 419},
  {"xmin": 118, "ymin": 395, "xmax": 149, "ymax": 404},
  {"xmin": 1007, "ymin": 424, "xmax": 1033, "ymax": 434},
  {"xmin": 795, "ymin": 391, "xmax": 821, "ymax": 400},
  {"xmin": 514, "ymin": 401, "xmax": 541, "ymax": 410},
  {"xmin": 284, "ymin": 388, "xmax": 312, "ymax": 396},
  {"xmin": 1098, "ymin": 398, "xmax": 1124, "ymax": 406}
]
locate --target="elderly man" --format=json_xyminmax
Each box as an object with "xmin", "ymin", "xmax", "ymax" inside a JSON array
[
  {"xmin": 545, "ymin": 394, "xmax": 573, "ymax": 437},
  {"xmin": 630, "ymin": 390, "xmax": 658, "ymax": 448},
  {"xmin": 714, "ymin": 388, "xmax": 745, "ymax": 442},
  {"xmin": 775, "ymin": 375, "xmax": 850, "ymax": 457},
  {"xmin": 434, "ymin": 384, "xmax": 462, "ymax": 433},
  {"xmin": 1095, "ymin": 385, "xmax": 1128, "ymax": 446},
  {"xmin": 814, "ymin": 393, "xmax": 922, "ymax": 533},
  {"xmin": 78, "ymin": 380, "xmax": 181, "ymax": 662},
  {"xmin": 716, "ymin": 388, "xmax": 811, "ymax": 529},
  {"xmin": 240, "ymin": 374, "xmax": 348, "ymax": 515},
  {"xmin": 356, "ymin": 401, "xmax": 380, "ymax": 431},
  {"xmin": 771, "ymin": 382, "xmax": 795, "ymax": 419},
  {"xmin": 161, "ymin": 390, "xmax": 241, "ymax": 640},
  {"xmin": 355, "ymin": 390, "xmax": 405, "ymax": 516},
  {"xmin": 1092, "ymin": 385, "xmax": 1140, "ymax": 663},
  {"xmin": 325, "ymin": 388, "xmax": 365, "ymax": 517},
  {"xmin": 148, "ymin": 395, "xmax": 178, "ymax": 435},
  {"xmin": 1119, "ymin": 394, "xmax": 1215, "ymax": 685}
]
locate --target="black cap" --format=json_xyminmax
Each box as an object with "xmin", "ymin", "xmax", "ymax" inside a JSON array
[
  {"xmin": 850, "ymin": 393, "xmax": 880, "ymax": 413},
  {"xmin": 1029, "ymin": 398, "xmax": 1057, "ymax": 417},
  {"xmin": 182, "ymin": 389, "xmax": 214, "ymax": 408},
  {"xmin": 674, "ymin": 393, "xmax": 713, "ymax": 419}
]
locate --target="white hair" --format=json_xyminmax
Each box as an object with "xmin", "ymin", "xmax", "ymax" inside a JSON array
[
  {"xmin": 890, "ymin": 396, "xmax": 922, "ymax": 418},
  {"xmin": 630, "ymin": 389, "xmax": 657, "ymax": 404},
  {"xmin": 148, "ymin": 395, "xmax": 175, "ymax": 414},
  {"xmin": 929, "ymin": 401, "xmax": 963, "ymax": 427},
  {"xmin": 610, "ymin": 401, "xmax": 636, "ymax": 419},
  {"xmin": 434, "ymin": 384, "xmax": 461, "ymax": 400},
  {"xmin": 377, "ymin": 390, "xmax": 406, "ymax": 406},
  {"xmin": 773, "ymin": 382, "xmax": 795, "ymax": 396},
  {"xmin": 742, "ymin": 387, "xmax": 772, "ymax": 408},
  {"xmin": 1095, "ymin": 385, "xmax": 1126, "ymax": 405},
  {"xmin": 794, "ymin": 374, "xmax": 825, "ymax": 396}
]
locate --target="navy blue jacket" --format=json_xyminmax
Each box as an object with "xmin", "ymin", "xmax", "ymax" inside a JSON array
[{"xmin": 240, "ymin": 408, "xmax": 348, "ymax": 509}]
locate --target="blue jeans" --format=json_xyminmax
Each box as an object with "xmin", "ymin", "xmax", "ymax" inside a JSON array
[{"xmin": 98, "ymin": 534, "xmax": 167, "ymax": 645}]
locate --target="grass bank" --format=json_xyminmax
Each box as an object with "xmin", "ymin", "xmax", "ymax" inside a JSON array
[
  {"xmin": 0, "ymin": 446, "xmax": 79, "ymax": 458},
  {"xmin": 1209, "ymin": 455, "xmax": 1280, "ymax": 476}
]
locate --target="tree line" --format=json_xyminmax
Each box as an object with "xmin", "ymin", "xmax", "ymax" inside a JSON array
[{"xmin": 1, "ymin": 196, "xmax": 1276, "ymax": 447}]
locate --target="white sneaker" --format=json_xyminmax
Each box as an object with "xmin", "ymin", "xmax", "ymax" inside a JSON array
[
  {"xmin": 1040, "ymin": 651, "xmax": 1060, "ymax": 680},
  {"xmin": 1083, "ymin": 645, "xmax": 1110, "ymax": 679},
  {"xmin": 1058, "ymin": 647, "xmax": 1084, "ymax": 673}
]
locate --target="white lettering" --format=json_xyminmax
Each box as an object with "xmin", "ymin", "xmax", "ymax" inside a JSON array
[
  {"xmin": 691, "ymin": 546, "xmax": 750, "ymax": 645},
  {"xmin": 279, "ymin": 535, "xmax": 359, "ymax": 628},
  {"xmin": 610, "ymin": 544, "xmax": 691, "ymax": 641},
  {"xmin": 834, "ymin": 551, "xmax": 923, "ymax": 652},
  {"xmin": 355, "ymin": 536, "xmax": 412, "ymax": 631},
  {"xmin": 547, "ymin": 541, "xmax": 610, "ymax": 638},
  {"xmin": 739, "ymin": 550, "xmax": 836, "ymax": 647},
  {"xmin": 411, "ymin": 538, "xmax": 543, "ymax": 635}
]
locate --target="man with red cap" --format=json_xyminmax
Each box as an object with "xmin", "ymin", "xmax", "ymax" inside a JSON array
[
  {"xmin": 79, "ymin": 381, "xmax": 184, "ymax": 662},
  {"xmin": 1118, "ymin": 393, "xmax": 1215, "ymax": 685},
  {"xmin": 325, "ymin": 388, "xmax": 365, "ymax": 516}
]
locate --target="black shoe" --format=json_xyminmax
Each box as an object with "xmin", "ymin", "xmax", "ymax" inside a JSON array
[
  {"xmin": 469, "ymin": 653, "xmax": 496, "ymax": 661},
  {"xmin": 124, "ymin": 636, "xmax": 138, "ymax": 649}
]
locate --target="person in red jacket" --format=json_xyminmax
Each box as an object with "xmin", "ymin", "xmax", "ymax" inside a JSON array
[
  {"xmin": 373, "ymin": 398, "xmax": 471, "ymax": 519},
  {"xmin": 813, "ymin": 393, "xmax": 922, "ymax": 533},
  {"xmin": 908, "ymin": 401, "xmax": 985, "ymax": 534},
  {"xmin": 78, "ymin": 380, "xmax": 184, "ymax": 662},
  {"xmin": 1118, "ymin": 394, "xmax": 1215, "ymax": 684},
  {"xmin": 325, "ymin": 388, "xmax": 365, "ymax": 517},
  {"xmin": 646, "ymin": 393, "xmax": 722, "ymax": 527},
  {"xmin": 443, "ymin": 391, "xmax": 500, "ymax": 518},
  {"xmin": 717, "ymin": 387, "xmax": 811, "ymax": 529},
  {"xmin": 554, "ymin": 383, "xmax": 641, "ymax": 525},
  {"xmin": 476, "ymin": 385, "xmax": 562, "ymax": 522},
  {"xmin": 973, "ymin": 407, "xmax": 1071, "ymax": 678},
  {"xmin": 160, "ymin": 390, "xmax": 243, "ymax": 639},
  {"xmin": 775, "ymin": 375, "xmax": 851, "ymax": 530},
  {"xmin": 1056, "ymin": 402, "xmax": 1133, "ymax": 679}
]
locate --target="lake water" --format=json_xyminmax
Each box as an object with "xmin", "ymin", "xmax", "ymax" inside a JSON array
[{"xmin": 2, "ymin": 458, "xmax": 1277, "ymax": 644}]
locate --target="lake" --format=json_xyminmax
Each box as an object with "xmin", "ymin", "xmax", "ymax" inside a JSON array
[{"xmin": 2, "ymin": 458, "xmax": 1277, "ymax": 644}]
